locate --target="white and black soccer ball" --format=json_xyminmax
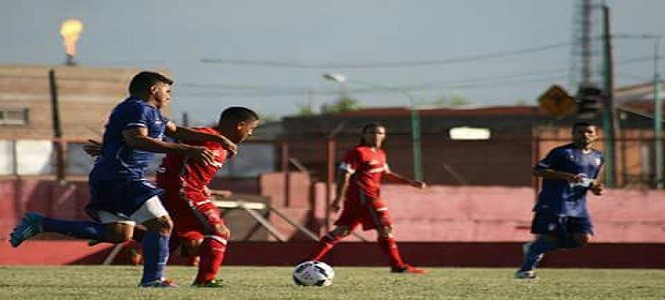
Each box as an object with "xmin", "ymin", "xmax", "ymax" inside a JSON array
[{"xmin": 292, "ymin": 260, "xmax": 335, "ymax": 286}]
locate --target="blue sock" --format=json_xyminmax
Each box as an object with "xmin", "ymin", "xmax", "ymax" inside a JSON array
[
  {"xmin": 140, "ymin": 231, "xmax": 170, "ymax": 284},
  {"xmin": 518, "ymin": 238, "xmax": 556, "ymax": 272},
  {"xmin": 41, "ymin": 217, "xmax": 107, "ymax": 240}
]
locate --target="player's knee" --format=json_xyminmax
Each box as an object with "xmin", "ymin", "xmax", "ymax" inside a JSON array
[
  {"xmin": 180, "ymin": 238, "xmax": 202, "ymax": 257},
  {"xmin": 377, "ymin": 225, "xmax": 393, "ymax": 238},
  {"xmin": 561, "ymin": 234, "xmax": 589, "ymax": 249},
  {"xmin": 331, "ymin": 226, "xmax": 351, "ymax": 238},
  {"xmin": 215, "ymin": 224, "xmax": 231, "ymax": 240},
  {"xmin": 575, "ymin": 234, "xmax": 591, "ymax": 246},
  {"xmin": 143, "ymin": 215, "xmax": 173, "ymax": 235},
  {"xmin": 106, "ymin": 230, "xmax": 132, "ymax": 243},
  {"xmin": 105, "ymin": 223, "xmax": 133, "ymax": 243}
]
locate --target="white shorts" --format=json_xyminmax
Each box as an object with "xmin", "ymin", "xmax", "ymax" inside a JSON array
[{"xmin": 97, "ymin": 196, "xmax": 169, "ymax": 225}]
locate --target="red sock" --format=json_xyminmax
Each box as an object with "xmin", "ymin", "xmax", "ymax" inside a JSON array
[
  {"xmin": 195, "ymin": 236, "xmax": 227, "ymax": 283},
  {"xmin": 378, "ymin": 236, "xmax": 404, "ymax": 268},
  {"xmin": 308, "ymin": 233, "xmax": 341, "ymax": 261}
]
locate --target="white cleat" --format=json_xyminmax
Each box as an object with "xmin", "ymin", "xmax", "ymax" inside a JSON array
[{"xmin": 514, "ymin": 270, "xmax": 537, "ymax": 280}]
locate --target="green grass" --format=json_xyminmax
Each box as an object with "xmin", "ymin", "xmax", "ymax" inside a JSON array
[{"xmin": 0, "ymin": 266, "xmax": 664, "ymax": 300}]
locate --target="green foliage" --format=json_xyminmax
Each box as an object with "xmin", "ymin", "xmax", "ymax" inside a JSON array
[
  {"xmin": 431, "ymin": 94, "xmax": 471, "ymax": 107},
  {"xmin": 1, "ymin": 266, "xmax": 664, "ymax": 300},
  {"xmin": 296, "ymin": 103, "xmax": 315, "ymax": 116},
  {"xmin": 320, "ymin": 96, "xmax": 360, "ymax": 114}
]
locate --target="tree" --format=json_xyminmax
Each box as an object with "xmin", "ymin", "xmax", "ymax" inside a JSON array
[
  {"xmin": 432, "ymin": 95, "xmax": 471, "ymax": 107},
  {"xmin": 296, "ymin": 103, "xmax": 314, "ymax": 116},
  {"xmin": 320, "ymin": 96, "xmax": 360, "ymax": 114}
]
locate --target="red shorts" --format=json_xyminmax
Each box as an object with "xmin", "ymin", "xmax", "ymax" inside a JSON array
[
  {"xmin": 334, "ymin": 196, "xmax": 392, "ymax": 231},
  {"xmin": 162, "ymin": 193, "xmax": 224, "ymax": 242}
]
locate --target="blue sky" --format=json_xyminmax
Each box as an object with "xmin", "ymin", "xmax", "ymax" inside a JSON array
[{"xmin": 2, "ymin": 0, "xmax": 664, "ymax": 124}]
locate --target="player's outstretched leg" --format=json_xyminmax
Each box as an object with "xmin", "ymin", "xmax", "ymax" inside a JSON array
[
  {"xmin": 307, "ymin": 232, "xmax": 343, "ymax": 262},
  {"xmin": 9, "ymin": 212, "xmax": 44, "ymax": 247}
]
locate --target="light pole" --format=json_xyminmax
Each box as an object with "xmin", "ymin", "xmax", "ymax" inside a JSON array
[
  {"xmin": 322, "ymin": 73, "xmax": 423, "ymax": 181},
  {"xmin": 614, "ymin": 34, "xmax": 663, "ymax": 188},
  {"xmin": 654, "ymin": 36, "xmax": 662, "ymax": 188}
]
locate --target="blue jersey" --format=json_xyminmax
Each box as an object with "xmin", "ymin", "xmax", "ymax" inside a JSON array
[
  {"xmin": 533, "ymin": 143, "xmax": 603, "ymax": 217},
  {"xmin": 86, "ymin": 96, "xmax": 169, "ymax": 219}
]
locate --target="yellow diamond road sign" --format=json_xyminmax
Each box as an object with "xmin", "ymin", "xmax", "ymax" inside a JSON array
[{"xmin": 538, "ymin": 85, "xmax": 575, "ymax": 118}]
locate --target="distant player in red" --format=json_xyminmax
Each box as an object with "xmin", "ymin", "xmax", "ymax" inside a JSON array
[
  {"xmin": 156, "ymin": 106, "xmax": 259, "ymax": 287},
  {"xmin": 306, "ymin": 122, "xmax": 428, "ymax": 273}
]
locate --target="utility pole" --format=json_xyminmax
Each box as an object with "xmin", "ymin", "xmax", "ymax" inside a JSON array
[
  {"xmin": 601, "ymin": 5, "xmax": 616, "ymax": 187},
  {"xmin": 48, "ymin": 69, "xmax": 66, "ymax": 182},
  {"xmin": 654, "ymin": 37, "xmax": 663, "ymax": 188}
]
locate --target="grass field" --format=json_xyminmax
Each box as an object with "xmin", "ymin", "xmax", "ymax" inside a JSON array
[{"xmin": 0, "ymin": 266, "xmax": 663, "ymax": 299}]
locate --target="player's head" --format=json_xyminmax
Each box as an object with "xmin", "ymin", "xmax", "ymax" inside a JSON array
[
  {"xmin": 572, "ymin": 121, "xmax": 599, "ymax": 148},
  {"xmin": 128, "ymin": 71, "xmax": 174, "ymax": 108},
  {"xmin": 359, "ymin": 122, "xmax": 386, "ymax": 148},
  {"xmin": 217, "ymin": 106, "xmax": 260, "ymax": 143}
]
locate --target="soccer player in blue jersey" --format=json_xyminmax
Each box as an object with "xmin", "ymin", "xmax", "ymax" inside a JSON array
[
  {"xmin": 515, "ymin": 122, "xmax": 604, "ymax": 279},
  {"xmin": 9, "ymin": 71, "xmax": 237, "ymax": 288}
]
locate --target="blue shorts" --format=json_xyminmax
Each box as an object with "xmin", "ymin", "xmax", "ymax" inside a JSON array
[
  {"xmin": 530, "ymin": 212, "xmax": 594, "ymax": 238},
  {"xmin": 85, "ymin": 178, "xmax": 164, "ymax": 221}
]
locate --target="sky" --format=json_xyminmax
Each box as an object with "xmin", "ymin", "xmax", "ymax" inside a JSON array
[{"xmin": 2, "ymin": 0, "xmax": 665, "ymax": 125}]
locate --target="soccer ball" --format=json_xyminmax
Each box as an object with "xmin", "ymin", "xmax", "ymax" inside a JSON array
[{"xmin": 292, "ymin": 260, "xmax": 335, "ymax": 286}]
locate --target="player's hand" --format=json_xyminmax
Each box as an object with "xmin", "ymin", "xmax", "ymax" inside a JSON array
[
  {"xmin": 411, "ymin": 180, "xmax": 427, "ymax": 189},
  {"xmin": 590, "ymin": 182, "xmax": 604, "ymax": 195},
  {"xmin": 330, "ymin": 201, "xmax": 342, "ymax": 213},
  {"xmin": 210, "ymin": 189, "xmax": 233, "ymax": 198},
  {"xmin": 83, "ymin": 139, "xmax": 102, "ymax": 157},
  {"xmin": 186, "ymin": 146, "xmax": 216, "ymax": 165},
  {"xmin": 218, "ymin": 136, "xmax": 238, "ymax": 156},
  {"xmin": 567, "ymin": 173, "xmax": 586, "ymax": 184}
]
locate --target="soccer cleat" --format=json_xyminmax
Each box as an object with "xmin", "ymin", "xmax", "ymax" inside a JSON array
[
  {"xmin": 138, "ymin": 279, "xmax": 179, "ymax": 288},
  {"xmin": 391, "ymin": 264, "xmax": 428, "ymax": 274},
  {"xmin": 514, "ymin": 270, "xmax": 537, "ymax": 279},
  {"xmin": 192, "ymin": 279, "xmax": 224, "ymax": 288},
  {"xmin": 9, "ymin": 212, "xmax": 44, "ymax": 247}
]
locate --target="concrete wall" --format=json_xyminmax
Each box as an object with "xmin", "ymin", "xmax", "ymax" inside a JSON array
[
  {"xmin": 256, "ymin": 173, "xmax": 665, "ymax": 243},
  {"xmin": 1, "ymin": 177, "xmax": 664, "ymax": 267},
  {"xmin": 0, "ymin": 65, "xmax": 170, "ymax": 140},
  {"xmin": 3, "ymin": 178, "xmax": 664, "ymax": 244}
]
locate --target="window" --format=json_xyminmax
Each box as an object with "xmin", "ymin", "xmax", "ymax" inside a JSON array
[
  {"xmin": 449, "ymin": 126, "xmax": 491, "ymax": 140},
  {"xmin": 0, "ymin": 108, "xmax": 29, "ymax": 125}
]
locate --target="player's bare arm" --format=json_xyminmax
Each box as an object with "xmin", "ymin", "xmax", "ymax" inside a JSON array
[
  {"xmin": 533, "ymin": 169, "xmax": 585, "ymax": 184},
  {"xmin": 385, "ymin": 172, "xmax": 427, "ymax": 188},
  {"xmin": 165, "ymin": 121, "xmax": 238, "ymax": 155},
  {"xmin": 83, "ymin": 139, "xmax": 102, "ymax": 156},
  {"xmin": 332, "ymin": 171, "xmax": 352, "ymax": 212},
  {"xmin": 122, "ymin": 127, "xmax": 216, "ymax": 165}
]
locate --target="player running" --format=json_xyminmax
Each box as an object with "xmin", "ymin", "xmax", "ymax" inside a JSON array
[
  {"xmin": 156, "ymin": 106, "xmax": 259, "ymax": 287},
  {"xmin": 9, "ymin": 71, "xmax": 236, "ymax": 287},
  {"xmin": 515, "ymin": 122, "xmax": 604, "ymax": 279},
  {"xmin": 306, "ymin": 122, "xmax": 428, "ymax": 274}
]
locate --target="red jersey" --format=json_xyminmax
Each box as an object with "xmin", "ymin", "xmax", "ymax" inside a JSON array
[
  {"xmin": 339, "ymin": 145, "xmax": 389, "ymax": 200},
  {"xmin": 155, "ymin": 127, "xmax": 229, "ymax": 202}
]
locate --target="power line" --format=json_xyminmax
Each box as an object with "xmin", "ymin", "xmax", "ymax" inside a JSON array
[
  {"xmin": 200, "ymin": 42, "xmax": 574, "ymax": 69},
  {"xmin": 181, "ymin": 55, "xmax": 657, "ymax": 96}
]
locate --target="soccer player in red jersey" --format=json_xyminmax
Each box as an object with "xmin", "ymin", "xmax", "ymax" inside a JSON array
[
  {"xmin": 306, "ymin": 122, "xmax": 428, "ymax": 274},
  {"xmin": 85, "ymin": 106, "xmax": 259, "ymax": 287},
  {"xmin": 155, "ymin": 106, "xmax": 259, "ymax": 287}
]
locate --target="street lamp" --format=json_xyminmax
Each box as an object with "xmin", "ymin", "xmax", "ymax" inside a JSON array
[
  {"xmin": 614, "ymin": 34, "xmax": 663, "ymax": 188},
  {"xmin": 322, "ymin": 73, "xmax": 423, "ymax": 181}
]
